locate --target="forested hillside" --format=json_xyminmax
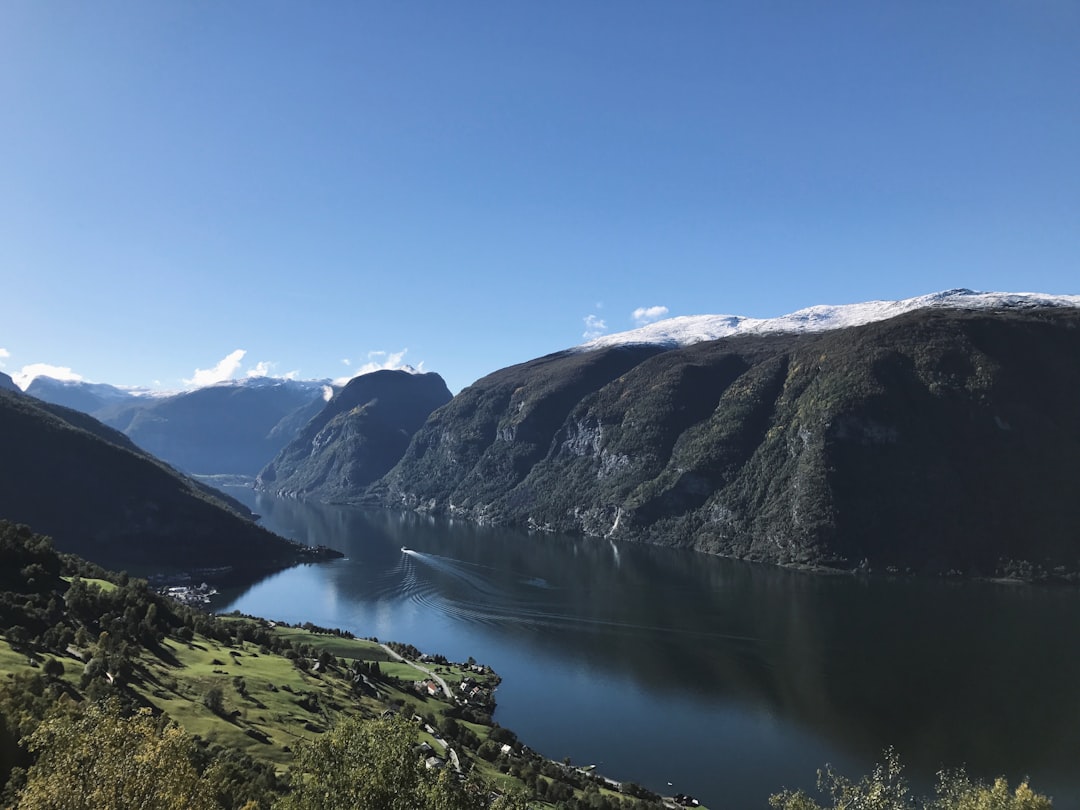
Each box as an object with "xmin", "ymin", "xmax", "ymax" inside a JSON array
[{"xmin": 0, "ymin": 389, "xmax": 329, "ymax": 575}]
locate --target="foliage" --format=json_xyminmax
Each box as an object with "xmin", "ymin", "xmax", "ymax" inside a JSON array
[
  {"xmin": 17, "ymin": 699, "xmax": 220, "ymax": 810},
  {"xmin": 273, "ymin": 713, "xmax": 480, "ymax": 810},
  {"xmin": 769, "ymin": 749, "xmax": 1053, "ymax": 810},
  {"xmin": 928, "ymin": 771, "xmax": 1052, "ymax": 810}
]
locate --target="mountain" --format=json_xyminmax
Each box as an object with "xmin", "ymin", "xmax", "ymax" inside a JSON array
[
  {"xmin": 376, "ymin": 293, "xmax": 1080, "ymax": 577},
  {"xmin": 107, "ymin": 377, "xmax": 334, "ymax": 476},
  {"xmin": 579, "ymin": 288, "xmax": 1080, "ymax": 350},
  {"xmin": 257, "ymin": 370, "xmax": 452, "ymax": 501},
  {"xmin": 0, "ymin": 388, "xmax": 335, "ymax": 575},
  {"xmin": 24, "ymin": 376, "xmax": 139, "ymax": 415},
  {"xmin": 26, "ymin": 376, "xmax": 334, "ymax": 476},
  {"xmin": 0, "ymin": 372, "xmax": 18, "ymax": 393}
]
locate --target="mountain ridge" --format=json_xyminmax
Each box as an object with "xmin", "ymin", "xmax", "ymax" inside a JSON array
[
  {"xmin": 375, "ymin": 304, "xmax": 1080, "ymax": 577},
  {"xmin": 578, "ymin": 288, "xmax": 1080, "ymax": 351}
]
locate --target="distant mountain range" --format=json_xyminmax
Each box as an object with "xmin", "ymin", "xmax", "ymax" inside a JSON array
[
  {"xmin": 0, "ymin": 387, "xmax": 335, "ymax": 576},
  {"xmin": 25, "ymin": 376, "xmax": 333, "ymax": 476}
]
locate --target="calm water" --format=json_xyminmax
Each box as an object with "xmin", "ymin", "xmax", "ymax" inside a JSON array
[{"xmin": 219, "ymin": 488, "xmax": 1080, "ymax": 808}]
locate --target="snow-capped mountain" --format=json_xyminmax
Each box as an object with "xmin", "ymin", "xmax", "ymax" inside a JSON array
[
  {"xmin": 382, "ymin": 301, "xmax": 1080, "ymax": 577},
  {"xmin": 579, "ymin": 289, "xmax": 1080, "ymax": 351}
]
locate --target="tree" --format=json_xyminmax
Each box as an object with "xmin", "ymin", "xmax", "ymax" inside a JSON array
[
  {"xmin": 40, "ymin": 659, "xmax": 63, "ymax": 680},
  {"xmin": 203, "ymin": 685, "xmax": 226, "ymax": 715},
  {"xmin": 275, "ymin": 714, "xmax": 480, "ymax": 810},
  {"xmin": 17, "ymin": 699, "xmax": 220, "ymax": 810},
  {"xmin": 769, "ymin": 749, "xmax": 1053, "ymax": 810},
  {"xmin": 928, "ymin": 770, "xmax": 1053, "ymax": 810}
]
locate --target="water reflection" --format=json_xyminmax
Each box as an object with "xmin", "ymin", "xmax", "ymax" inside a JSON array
[{"xmin": 221, "ymin": 488, "xmax": 1080, "ymax": 806}]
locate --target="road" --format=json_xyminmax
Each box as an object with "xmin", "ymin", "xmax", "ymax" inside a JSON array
[
  {"xmin": 379, "ymin": 643, "xmax": 464, "ymax": 773},
  {"xmin": 378, "ymin": 643, "xmax": 454, "ymax": 698}
]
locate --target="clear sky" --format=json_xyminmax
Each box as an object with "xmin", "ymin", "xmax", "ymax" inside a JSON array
[{"xmin": 2, "ymin": 2, "xmax": 1078, "ymax": 394}]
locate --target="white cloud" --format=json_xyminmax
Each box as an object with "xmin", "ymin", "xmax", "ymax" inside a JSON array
[
  {"xmin": 244, "ymin": 360, "xmax": 297, "ymax": 380},
  {"xmin": 0, "ymin": 348, "xmax": 9, "ymax": 367},
  {"xmin": 246, "ymin": 360, "xmax": 274, "ymax": 378},
  {"xmin": 334, "ymin": 349, "xmax": 423, "ymax": 385},
  {"xmin": 583, "ymin": 314, "xmax": 607, "ymax": 339},
  {"xmin": 633, "ymin": 305, "xmax": 669, "ymax": 326},
  {"xmin": 184, "ymin": 349, "xmax": 246, "ymax": 387},
  {"xmin": 12, "ymin": 363, "xmax": 85, "ymax": 390}
]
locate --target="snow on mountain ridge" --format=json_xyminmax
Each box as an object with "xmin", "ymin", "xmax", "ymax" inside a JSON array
[{"xmin": 577, "ymin": 289, "xmax": 1080, "ymax": 352}]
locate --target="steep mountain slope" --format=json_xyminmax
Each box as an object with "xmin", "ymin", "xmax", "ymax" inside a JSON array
[
  {"xmin": 0, "ymin": 372, "xmax": 18, "ymax": 393},
  {"xmin": 378, "ymin": 305, "xmax": 1080, "ymax": 576},
  {"xmin": 0, "ymin": 389, "xmax": 331, "ymax": 574},
  {"xmin": 257, "ymin": 370, "xmax": 452, "ymax": 501},
  {"xmin": 32, "ymin": 377, "xmax": 335, "ymax": 476}
]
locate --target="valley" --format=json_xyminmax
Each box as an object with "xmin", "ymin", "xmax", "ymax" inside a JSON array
[{"xmin": 4, "ymin": 291, "xmax": 1079, "ymax": 807}]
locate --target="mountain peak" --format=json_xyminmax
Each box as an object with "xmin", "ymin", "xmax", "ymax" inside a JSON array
[{"xmin": 577, "ymin": 289, "xmax": 1080, "ymax": 352}]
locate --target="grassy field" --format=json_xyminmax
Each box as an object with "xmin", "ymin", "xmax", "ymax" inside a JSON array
[
  {"xmin": 1, "ymin": 617, "xmax": 678, "ymax": 809},
  {"xmin": 1, "ymin": 620, "xmax": 500, "ymax": 773},
  {"xmin": 61, "ymin": 575, "xmax": 116, "ymax": 592}
]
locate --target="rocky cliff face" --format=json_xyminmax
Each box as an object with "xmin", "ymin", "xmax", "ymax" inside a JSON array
[
  {"xmin": 377, "ymin": 308, "xmax": 1080, "ymax": 576},
  {"xmin": 257, "ymin": 370, "xmax": 452, "ymax": 502}
]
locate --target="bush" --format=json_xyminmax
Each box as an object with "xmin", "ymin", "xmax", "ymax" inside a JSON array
[
  {"xmin": 769, "ymin": 748, "xmax": 1053, "ymax": 810},
  {"xmin": 202, "ymin": 686, "xmax": 225, "ymax": 715}
]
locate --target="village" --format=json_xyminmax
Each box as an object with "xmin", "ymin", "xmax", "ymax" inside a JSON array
[{"xmin": 400, "ymin": 651, "xmax": 701, "ymax": 809}]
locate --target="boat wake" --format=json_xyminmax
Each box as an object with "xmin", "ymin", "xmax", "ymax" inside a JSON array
[{"xmin": 395, "ymin": 549, "xmax": 760, "ymax": 644}]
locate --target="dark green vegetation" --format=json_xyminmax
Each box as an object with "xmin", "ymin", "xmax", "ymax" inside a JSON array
[
  {"xmin": 0, "ymin": 389, "xmax": 333, "ymax": 574},
  {"xmin": 0, "ymin": 521, "xmax": 679, "ymax": 809},
  {"xmin": 26, "ymin": 377, "xmax": 332, "ymax": 476},
  {"xmin": 769, "ymin": 748, "xmax": 1051, "ymax": 809},
  {"xmin": 257, "ymin": 370, "xmax": 452, "ymax": 501},
  {"xmin": 375, "ymin": 308, "xmax": 1080, "ymax": 577}
]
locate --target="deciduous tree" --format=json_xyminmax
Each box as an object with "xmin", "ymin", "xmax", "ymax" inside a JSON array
[{"xmin": 18, "ymin": 699, "xmax": 219, "ymax": 810}]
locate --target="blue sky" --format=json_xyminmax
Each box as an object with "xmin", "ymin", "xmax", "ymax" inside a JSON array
[{"xmin": 2, "ymin": 2, "xmax": 1078, "ymax": 394}]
